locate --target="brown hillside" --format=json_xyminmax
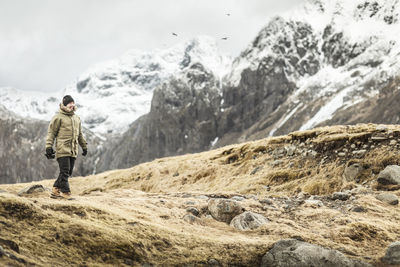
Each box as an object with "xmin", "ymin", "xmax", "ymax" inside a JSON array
[{"xmin": 1, "ymin": 124, "xmax": 400, "ymax": 266}]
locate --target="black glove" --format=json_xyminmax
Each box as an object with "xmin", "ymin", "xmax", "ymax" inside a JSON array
[
  {"xmin": 45, "ymin": 147, "xmax": 55, "ymax": 159},
  {"xmin": 82, "ymin": 148, "xmax": 87, "ymax": 156}
]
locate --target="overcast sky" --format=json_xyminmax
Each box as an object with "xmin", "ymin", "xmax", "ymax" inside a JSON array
[{"xmin": 0, "ymin": 0, "xmax": 305, "ymax": 93}]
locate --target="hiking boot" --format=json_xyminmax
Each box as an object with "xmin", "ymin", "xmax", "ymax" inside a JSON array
[
  {"xmin": 50, "ymin": 187, "xmax": 62, "ymax": 198},
  {"xmin": 60, "ymin": 191, "xmax": 74, "ymax": 200}
]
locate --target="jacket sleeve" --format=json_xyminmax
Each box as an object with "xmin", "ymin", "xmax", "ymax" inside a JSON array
[
  {"xmin": 46, "ymin": 116, "xmax": 61, "ymax": 149},
  {"xmin": 78, "ymin": 121, "xmax": 88, "ymax": 150}
]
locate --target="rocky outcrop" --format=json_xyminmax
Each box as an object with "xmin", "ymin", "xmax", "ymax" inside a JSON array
[
  {"xmin": 96, "ymin": 62, "xmax": 223, "ymax": 171},
  {"xmin": 261, "ymin": 239, "xmax": 372, "ymax": 267},
  {"xmin": 382, "ymin": 241, "xmax": 400, "ymax": 265}
]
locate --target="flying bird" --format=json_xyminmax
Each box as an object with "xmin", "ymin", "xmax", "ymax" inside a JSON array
[
  {"xmin": 226, "ymin": 13, "xmax": 231, "ymax": 16},
  {"xmin": 172, "ymin": 32, "xmax": 178, "ymax": 36},
  {"xmin": 221, "ymin": 37, "xmax": 229, "ymax": 40}
]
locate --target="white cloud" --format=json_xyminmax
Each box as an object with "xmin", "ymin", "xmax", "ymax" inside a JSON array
[{"xmin": 0, "ymin": 0, "xmax": 305, "ymax": 92}]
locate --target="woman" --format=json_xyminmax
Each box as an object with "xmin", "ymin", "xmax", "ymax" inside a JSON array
[{"xmin": 45, "ymin": 95, "xmax": 87, "ymax": 199}]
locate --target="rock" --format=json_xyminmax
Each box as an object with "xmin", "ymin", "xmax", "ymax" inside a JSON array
[
  {"xmin": 173, "ymin": 172, "xmax": 179, "ymax": 177},
  {"xmin": 304, "ymin": 199, "xmax": 324, "ymax": 207},
  {"xmin": 371, "ymin": 136, "xmax": 388, "ymax": 141},
  {"xmin": 376, "ymin": 193, "xmax": 399, "ymax": 205},
  {"xmin": 0, "ymin": 238, "xmax": 19, "ymax": 253},
  {"xmin": 390, "ymin": 140, "xmax": 397, "ymax": 146},
  {"xmin": 186, "ymin": 207, "xmax": 200, "ymax": 216},
  {"xmin": 285, "ymin": 145, "xmax": 297, "ymax": 156},
  {"xmin": 259, "ymin": 198, "xmax": 273, "ymax": 205},
  {"xmin": 0, "ymin": 189, "xmax": 7, "ymax": 193},
  {"xmin": 351, "ymin": 206, "xmax": 367, "ymax": 212},
  {"xmin": 230, "ymin": 211, "xmax": 268, "ymax": 230},
  {"xmin": 338, "ymin": 152, "xmax": 346, "ymax": 157},
  {"xmin": 196, "ymin": 195, "xmax": 209, "ymax": 200},
  {"xmin": 343, "ymin": 163, "xmax": 365, "ymax": 181},
  {"xmin": 352, "ymin": 150, "xmax": 367, "ymax": 157},
  {"xmin": 184, "ymin": 201, "xmax": 196, "ymax": 205},
  {"xmin": 183, "ymin": 214, "xmax": 198, "ymax": 224},
  {"xmin": 207, "ymin": 198, "xmax": 243, "ymax": 223},
  {"xmin": 250, "ymin": 166, "xmax": 262, "ymax": 175},
  {"xmin": 0, "ymin": 245, "xmax": 4, "ymax": 257},
  {"xmin": 231, "ymin": 196, "xmax": 245, "ymax": 201},
  {"xmin": 208, "ymin": 258, "xmax": 221, "ymax": 266},
  {"xmin": 17, "ymin": 184, "xmax": 45, "ymax": 196},
  {"xmin": 376, "ymin": 125, "xmax": 388, "ymax": 132},
  {"xmin": 331, "ymin": 192, "xmax": 351, "ymax": 201},
  {"xmin": 382, "ymin": 241, "xmax": 400, "ymax": 265},
  {"xmin": 377, "ymin": 165, "xmax": 400, "ymax": 185},
  {"xmin": 261, "ymin": 239, "xmax": 372, "ymax": 267}
]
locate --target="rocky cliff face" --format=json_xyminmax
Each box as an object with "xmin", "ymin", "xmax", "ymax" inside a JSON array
[
  {"xmin": 96, "ymin": 61, "xmax": 223, "ymax": 170},
  {"xmin": 0, "ymin": 105, "xmax": 102, "ymax": 184},
  {"xmin": 96, "ymin": 0, "xmax": 400, "ymax": 171}
]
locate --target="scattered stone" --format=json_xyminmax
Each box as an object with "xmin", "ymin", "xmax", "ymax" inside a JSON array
[
  {"xmin": 304, "ymin": 199, "xmax": 324, "ymax": 208},
  {"xmin": 371, "ymin": 136, "xmax": 388, "ymax": 141},
  {"xmin": 0, "ymin": 189, "xmax": 7, "ymax": 193},
  {"xmin": 390, "ymin": 140, "xmax": 397, "ymax": 146},
  {"xmin": 285, "ymin": 145, "xmax": 297, "ymax": 156},
  {"xmin": 331, "ymin": 192, "xmax": 351, "ymax": 201},
  {"xmin": 184, "ymin": 201, "xmax": 196, "ymax": 206},
  {"xmin": 246, "ymin": 194, "xmax": 258, "ymax": 200},
  {"xmin": 362, "ymin": 145, "xmax": 368, "ymax": 149},
  {"xmin": 259, "ymin": 198, "xmax": 273, "ymax": 205},
  {"xmin": 351, "ymin": 206, "xmax": 367, "ymax": 213},
  {"xmin": 17, "ymin": 184, "xmax": 45, "ymax": 196},
  {"xmin": 270, "ymin": 160, "xmax": 283, "ymax": 167},
  {"xmin": 338, "ymin": 152, "xmax": 346, "ymax": 157},
  {"xmin": 351, "ymin": 144, "xmax": 356, "ymax": 149},
  {"xmin": 377, "ymin": 165, "xmax": 400, "ymax": 185},
  {"xmin": 0, "ymin": 239, "xmax": 19, "ymax": 253},
  {"xmin": 352, "ymin": 150, "xmax": 367, "ymax": 157},
  {"xmin": 207, "ymin": 198, "xmax": 243, "ymax": 223},
  {"xmin": 207, "ymin": 258, "xmax": 221, "ymax": 266},
  {"xmin": 376, "ymin": 125, "xmax": 388, "ymax": 132},
  {"xmin": 183, "ymin": 214, "xmax": 198, "ymax": 224},
  {"xmin": 231, "ymin": 196, "xmax": 245, "ymax": 202},
  {"xmin": 343, "ymin": 163, "xmax": 365, "ymax": 181},
  {"xmin": 195, "ymin": 195, "xmax": 209, "ymax": 200},
  {"xmin": 186, "ymin": 207, "xmax": 200, "ymax": 217},
  {"xmin": 0, "ymin": 245, "xmax": 4, "ymax": 257},
  {"xmin": 382, "ymin": 241, "xmax": 400, "ymax": 265},
  {"xmin": 173, "ymin": 172, "xmax": 179, "ymax": 177},
  {"xmin": 182, "ymin": 193, "xmax": 193, "ymax": 198},
  {"xmin": 250, "ymin": 166, "xmax": 262, "ymax": 175},
  {"xmin": 376, "ymin": 193, "xmax": 399, "ymax": 205},
  {"xmin": 261, "ymin": 239, "xmax": 372, "ymax": 267},
  {"xmin": 230, "ymin": 211, "xmax": 268, "ymax": 230}
]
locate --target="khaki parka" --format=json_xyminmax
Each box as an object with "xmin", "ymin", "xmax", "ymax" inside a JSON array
[{"xmin": 46, "ymin": 104, "xmax": 87, "ymax": 159}]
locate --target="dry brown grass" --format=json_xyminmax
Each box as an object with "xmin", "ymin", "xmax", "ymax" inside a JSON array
[{"xmin": 1, "ymin": 123, "xmax": 400, "ymax": 266}]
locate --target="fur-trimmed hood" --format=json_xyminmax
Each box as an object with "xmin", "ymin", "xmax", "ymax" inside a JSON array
[{"xmin": 59, "ymin": 103, "xmax": 77, "ymax": 115}]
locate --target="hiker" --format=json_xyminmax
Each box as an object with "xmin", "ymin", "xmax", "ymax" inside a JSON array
[{"xmin": 45, "ymin": 95, "xmax": 87, "ymax": 199}]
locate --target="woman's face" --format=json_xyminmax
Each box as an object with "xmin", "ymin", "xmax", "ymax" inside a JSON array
[{"xmin": 66, "ymin": 102, "xmax": 75, "ymax": 110}]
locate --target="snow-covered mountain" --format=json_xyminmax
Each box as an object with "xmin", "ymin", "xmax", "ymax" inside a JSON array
[
  {"xmin": 219, "ymin": 0, "xmax": 400, "ymax": 142},
  {"xmin": 0, "ymin": 36, "xmax": 231, "ymax": 136}
]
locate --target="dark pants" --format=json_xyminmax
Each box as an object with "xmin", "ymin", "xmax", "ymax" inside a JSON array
[{"xmin": 53, "ymin": 156, "xmax": 76, "ymax": 193}]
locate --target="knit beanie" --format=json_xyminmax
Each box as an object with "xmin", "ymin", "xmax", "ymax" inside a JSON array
[{"xmin": 62, "ymin": 95, "xmax": 74, "ymax": 106}]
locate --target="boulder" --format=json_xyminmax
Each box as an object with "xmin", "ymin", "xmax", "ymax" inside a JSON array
[
  {"xmin": 230, "ymin": 211, "xmax": 268, "ymax": 230},
  {"xmin": 376, "ymin": 193, "xmax": 399, "ymax": 205},
  {"xmin": 186, "ymin": 207, "xmax": 200, "ymax": 217},
  {"xmin": 382, "ymin": 241, "xmax": 400, "ymax": 265},
  {"xmin": 17, "ymin": 184, "xmax": 46, "ymax": 196},
  {"xmin": 261, "ymin": 239, "xmax": 372, "ymax": 267},
  {"xmin": 343, "ymin": 163, "xmax": 364, "ymax": 181},
  {"xmin": 377, "ymin": 165, "xmax": 400, "ymax": 185},
  {"xmin": 207, "ymin": 198, "xmax": 243, "ymax": 223},
  {"xmin": 331, "ymin": 192, "xmax": 351, "ymax": 201}
]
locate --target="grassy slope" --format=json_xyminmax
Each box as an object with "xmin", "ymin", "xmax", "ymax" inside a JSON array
[{"xmin": 1, "ymin": 124, "xmax": 400, "ymax": 266}]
